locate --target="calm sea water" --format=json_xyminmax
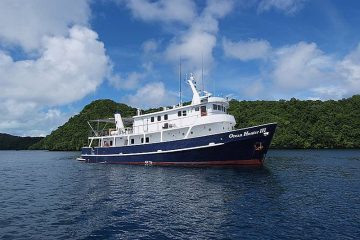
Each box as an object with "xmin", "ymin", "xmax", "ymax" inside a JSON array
[{"xmin": 0, "ymin": 150, "xmax": 359, "ymax": 240}]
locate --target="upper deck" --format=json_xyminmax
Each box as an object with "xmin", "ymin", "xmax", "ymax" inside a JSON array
[{"xmin": 131, "ymin": 96, "xmax": 232, "ymax": 134}]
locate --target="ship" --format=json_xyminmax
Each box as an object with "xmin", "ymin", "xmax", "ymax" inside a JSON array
[{"xmin": 78, "ymin": 73, "xmax": 277, "ymax": 166}]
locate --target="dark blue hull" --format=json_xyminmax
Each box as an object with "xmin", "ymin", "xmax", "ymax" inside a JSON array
[{"xmin": 80, "ymin": 123, "xmax": 277, "ymax": 166}]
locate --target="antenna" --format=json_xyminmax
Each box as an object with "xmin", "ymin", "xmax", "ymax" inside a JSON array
[
  {"xmin": 201, "ymin": 53, "xmax": 204, "ymax": 92},
  {"xmin": 213, "ymin": 76, "xmax": 216, "ymax": 96},
  {"xmin": 179, "ymin": 57, "xmax": 182, "ymax": 106}
]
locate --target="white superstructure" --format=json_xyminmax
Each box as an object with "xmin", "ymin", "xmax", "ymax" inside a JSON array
[{"xmin": 88, "ymin": 73, "xmax": 236, "ymax": 147}]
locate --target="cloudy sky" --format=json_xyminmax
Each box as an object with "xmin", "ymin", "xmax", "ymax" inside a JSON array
[{"xmin": 0, "ymin": 0, "xmax": 359, "ymax": 136}]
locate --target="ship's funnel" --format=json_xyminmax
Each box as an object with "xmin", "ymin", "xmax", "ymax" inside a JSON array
[{"xmin": 114, "ymin": 113, "xmax": 124, "ymax": 130}]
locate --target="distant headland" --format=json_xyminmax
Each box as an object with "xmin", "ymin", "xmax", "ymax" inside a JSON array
[{"xmin": 0, "ymin": 133, "xmax": 43, "ymax": 150}]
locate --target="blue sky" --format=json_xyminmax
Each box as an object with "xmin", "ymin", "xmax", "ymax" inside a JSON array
[{"xmin": 0, "ymin": 0, "xmax": 359, "ymax": 136}]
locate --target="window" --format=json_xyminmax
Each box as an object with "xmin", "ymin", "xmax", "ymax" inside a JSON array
[
  {"xmin": 151, "ymin": 117, "xmax": 154, "ymax": 122},
  {"xmin": 141, "ymin": 138, "xmax": 144, "ymax": 143},
  {"xmin": 178, "ymin": 111, "xmax": 182, "ymax": 117},
  {"xmin": 130, "ymin": 139, "xmax": 134, "ymax": 144},
  {"xmin": 213, "ymin": 104, "xmax": 217, "ymax": 110},
  {"xmin": 201, "ymin": 105, "xmax": 207, "ymax": 116},
  {"xmin": 157, "ymin": 115, "xmax": 161, "ymax": 121},
  {"xmin": 146, "ymin": 137, "xmax": 149, "ymax": 143},
  {"xmin": 182, "ymin": 110, "xmax": 187, "ymax": 116},
  {"xmin": 164, "ymin": 114, "xmax": 168, "ymax": 120},
  {"xmin": 224, "ymin": 107, "xmax": 226, "ymax": 112},
  {"xmin": 195, "ymin": 107, "xmax": 199, "ymax": 111}
]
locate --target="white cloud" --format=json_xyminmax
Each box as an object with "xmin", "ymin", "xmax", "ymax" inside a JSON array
[
  {"xmin": 142, "ymin": 39, "xmax": 159, "ymax": 53},
  {"xmin": 123, "ymin": 82, "xmax": 177, "ymax": 108},
  {"xmin": 121, "ymin": 0, "xmax": 196, "ymax": 24},
  {"xmin": 166, "ymin": 31, "xmax": 216, "ymax": 71},
  {"xmin": 0, "ymin": 25, "xmax": 110, "ymax": 136},
  {"xmin": 257, "ymin": 0, "xmax": 306, "ymax": 14},
  {"xmin": 108, "ymin": 71, "xmax": 145, "ymax": 90},
  {"xmin": 120, "ymin": 0, "xmax": 235, "ymax": 101},
  {"xmin": 271, "ymin": 42, "xmax": 334, "ymax": 91},
  {"xmin": 0, "ymin": 100, "xmax": 72, "ymax": 137},
  {"xmin": 0, "ymin": 0, "xmax": 90, "ymax": 51},
  {"xmin": 222, "ymin": 38, "xmax": 360, "ymax": 99},
  {"xmin": 108, "ymin": 58, "xmax": 155, "ymax": 90},
  {"xmin": 0, "ymin": 26, "xmax": 109, "ymax": 105},
  {"xmin": 222, "ymin": 38, "xmax": 271, "ymax": 61},
  {"xmin": 337, "ymin": 43, "xmax": 360, "ymax": 96},
  {"xmin": 0, "ymin": 0, "xmax": 115, "ymax": 136},
  {"xmin": 122, "ymin": 0, "xmax": 234, "ymax": 76},
  {"xmin": 165, "ymin": 0, "xmax": 234, "ymax": 75}
]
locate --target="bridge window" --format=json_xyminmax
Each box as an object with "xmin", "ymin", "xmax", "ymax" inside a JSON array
[
  {"xmin": 164, "ymin": 114, "xmax": 168, "ymax": 120},
  {"xmin": 151, "ymin": 117, "xmax": 154, "ymax": 122}
]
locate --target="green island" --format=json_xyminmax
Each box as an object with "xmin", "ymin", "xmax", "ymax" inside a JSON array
[
  {"xmin": 3, "ymin": 95, "xmax": 359, "ymax": 150},
  {"xmin": 0, "ymin": 134, "xmax": 43, "ymax": 150}
]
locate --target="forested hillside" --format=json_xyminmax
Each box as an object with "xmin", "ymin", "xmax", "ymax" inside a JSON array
[
  {"xmin": 30, "ymin": 95, "xmax": 360, "ymax": 151},
  {"xmin": 230, "ymin": 95, "xmax": 360, "ymax": 148},
  {"xmin": 30, "ymin": 99, "xmax": 136, "ymax": 151},
  {"xmin": 0, "ymin": 134, "xmax": 43, "ymax": 150}
]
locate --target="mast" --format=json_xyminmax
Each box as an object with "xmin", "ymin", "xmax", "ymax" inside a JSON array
[
  {"xmin": 179, "ymin": 57, "xmax": 182, "ymax": 106},
  {"xmin": 201, "ymin": 53, "xmax": 204, "ymax": 92}
]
